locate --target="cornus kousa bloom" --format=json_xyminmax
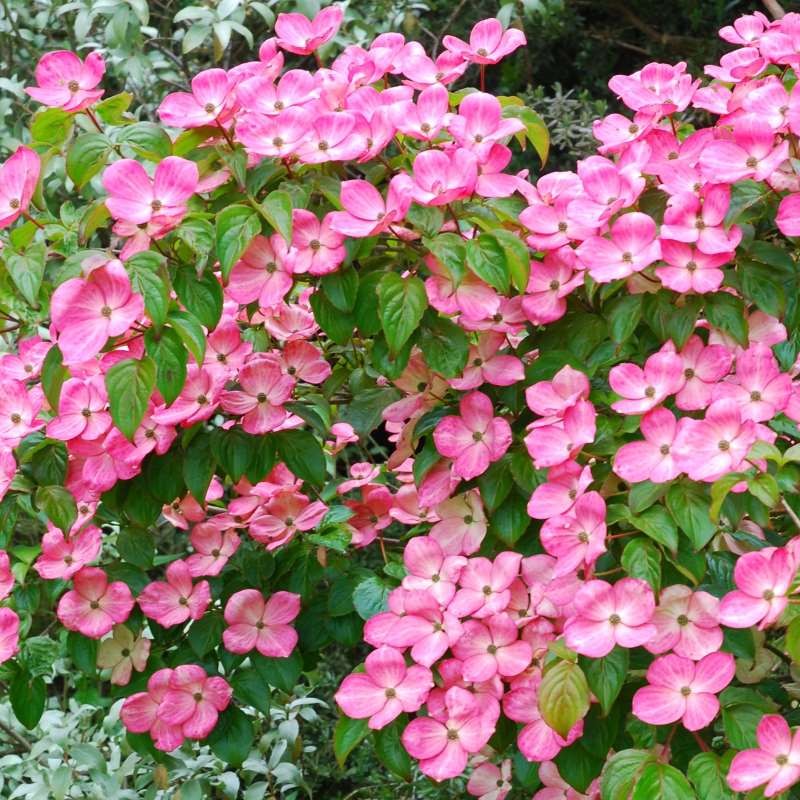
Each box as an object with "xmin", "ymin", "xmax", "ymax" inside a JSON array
[
  {"xmin": 185, "ymin": 524, "xmax": 240, "ymax": 577},
  {"xmin": 50, "ymin": 260, "xmax": 144, "ymax": 365},
  {"xmin": 728, "ymin": 715, "xmax": 800, "ymax": 797},
  {"xmin": 401, "ymin": 536, "xmax": 466, "ymax": 605},
  {"xmin": 120, "ymin": 668, "xmax": 185, "ymax": 751},
  {"xmin": 102, "ymin": 157, "xmax": 199, "ymax": 228},
  {"xmin": 57, "ymin": 567, "xmax": 135, "ymax": 638},
  {"xmin": 327, "ymin": 176, "xmax": 412, "ymax": 237},
  {"xmin": 528, "ymin": 460, "xmax": 593, "ymax": 519},
  {"xmin": 157, "ymin": 665, "xmax": 232, "ymax": 741},
  {"xmin": 274, "ymin": 6, "xmax": 343, "ymax": 55},
  {"xmin": 564, "ymin": 578, "xmax": 656, "ymax": 657},
  {"xmin": 655, "ymin": 240, "xmax": 732, "ymax": 293},
  {"xmin": 25, "ymin": 50, "xmax": 105, "ymax": 111},
  {"xmin": 226, "ymin": 234, "xmax": 295, "ymax": 311},
  {"xmin": 449, "ymin": 332, "xmax": 525, "ymax": 390},
  {"xmin": 442, "ymin": 18, "xmax": 526, "ymax": 64},
  {"xmin": 449, "ymin": 552, "xmax": 522, "ymax": 618},
  {"xmin": 632, "ymin": 652, "xmax": 735, "ymax": 730},
  {"xmin": 540, "ymin": 491, "xmax": 607, "ymax": 577},
  {"xmin": 409, "ymin": 148, "xmax": 478, "ymax": 206},
  {"xmin": 290, "ymin": 209, "xmax": 345, "ymax": 275},
  {"xmin": 401, "ymin": 686, "xmax": 495, "ymax": 781},
  {"xmin": 0, "ymin": 608, "xmax": 19, "ymax": 664},
  {"xmin": 157, "ymin": 68, "xmax": 237, "ymax": 128},
  {"xmin": 433, "ymin": 391, "xmax": 512, "ymax": 480},
  {"xmin": 220, "ymin": 357, "xmax": 295, "ymax": 434},
  {"xmin": 335, "ymin": 646, "xmax": 434, "ymax": 729},
  {"xmin": 718, "ymin": 547, "xmax": 797, "ymax": 629},
  {"xmin": 429, "ymin": 490, "xmax": 487, "ymax": 555},
  {"xmin": 451, "ymin": 614, "xmax": 533, "ymax": 682},
  {"xmin": 467, "ymin": 760, "xmax": 512, "ymax": 800},
  {"xmin": 609, "ymin": 351, "xmax": 684, "ymax": 414},
  {"xmin": 33, "ymin": 524, "xmax": 102, "ymax": 580},
  {"xmin": 646, "ymin": 585, "xmax": 723, "ymax": 659},
  {"xmin": 524, "ymin": 399, "xmax": 597, "ymax": 470},
  {"xmin": 613, "ymin": 407, "xmax": 681, "ymax": 484},
  {"xmin": 0, "ymin": 146, "xmax": 40, "ymax": 228},
  {"xmin": 222, "ymin": 590, "xmax": 300, "ymax": 657},
  {"xmin": 666, "ymin": 335, "xmax": 734, "ymax": 411},
  {"xmin": 137, "ymin": 560, "xmax": 211, "ymax": 628},
  {"xmin": 96, "ymin": 624, "xmax": 150, "ymax": 686}
]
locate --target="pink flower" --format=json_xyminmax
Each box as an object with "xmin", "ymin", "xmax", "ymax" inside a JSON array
[
  {"xmin": 152, "ymin": 366, "xmax": 225, "ymax": 427},
  {"xmin": 522, "ymin": 248, "xmax": 583, "ymax": 325},
  {"xmin": 185, "ymin": 524, "xmax": 240, "ymax": 577},
  {"xmin": 0, "ymin": 146, "xmax": 40, "ymax": 228},
  {"xmin": 728, "ymin": 715, "xmax": 800, "ymax": 797},
  {"xmin": 646, "ymin": 585, "xmax": 723, "ymax": 660},
  {"xmin": 613, "ymin": 407, "xmax": 681, "ymax": 484},
  {"xmin": 25, "ymin": 50, "xmax": 105, "ymax": 111},
  {"xmin": 327, "ymin": 176, "xmax": 412, "ymax": 237},
  {"xmin": 223, "ymin": 589, "xmax": 300, "ymax": 657},
  {"xmin": 451, "ymin": 614, "xmax": 532, "ymax": 682},
  {"xmin": 158, "ymin": 68, "xmax": 237, "ymax": 129},
  {"xmin": 442, "ymin": 18, "xmax": 526, "ymax": 65},
  {"xmin": 294, "ymin": 112, "xmax": 368, "ymax": 163},
  {"xmin": 274, "ymin": 5, "xmax": 343, "ymax": 55},
  {"xmin": 335, "ymin": 645, "xmax": 434, "ymax": 729},
  {"xmin": 526, "ymin": 365, "xmax": 590, "ymax": 419},
  {"xmin": 291, "ymin": 208, "xmax": 345, "ymax": 275},
  {"xmin": 102, "ymin": 157, "xmax": 198, "ymax": 227},
  {"xmin": 57, "ymin": 566, "xmax": 135, "ymax": 638},
  {"xmin": 699, "ymin": 114, "xmax": 789, "ymax": 182},
  {"xmin": 672, "ymin": 399, "xmax": 758, "ymax": 482},
  {"xmin": 249, "ymin": 490, "xmax": 328, "ymax": 550},
  {"xmin": 50, "ymin": 261, "xmax": 144, "ymax": 365},
  {"xmin": 540, "ymin": 491, "xmax": 607, "ymax": 577},
  {"xmin": 401, "ymin": 686, "xmax": 495, "ymax": 781},
  {"xmin": 576, "ymin": 212, "xmax": 661, "ymax": 283},
  {"xmin": 0, "ymin": 550, "xmax": 12, "ymax": 600},
  {"xmin": 527, "ymin": 460, "xmax": 593, "ymax": 519},
  {"xmin": 227, "ymin": 234, "xmax": 295, "ymax": 311},
  {"xmin": 34, "ymin": 524, "xmax": 102, "ymax": 580},
  {"xmin": 0, "ymin": 379, "xmax": 44, "ymax": 446},
  {"xmin": 609, "ymin": 351, "xmax": 684, "ymax": 415},
  {"xmin": 777, "ymin": 193, "xmax": 800, "ymax": 237},
  {"xmin": 402, "ymin": 536, "xmax": 466, "ymax": 605},
  {"xmin": 409, "ymin": 148, "xmax": 478, "ymax": 206},
  {"xmin": 158, "ymin": 664, "xmax": 232, "ymax": 740},
  {"xmin": 236, "ymin": 106, "xmax": 312, "ymax": 159},
  {"xmin": 655, "ymin": 240, "xmax": 732, "ymax": 293},
  {"xmin": 467, "ymin": 760, "xmax": 511, "ymax": 800},
  {"xmin": 0, "ymin": 608, "xmax": 19, "ymax": 664},
  {"xmin": 236, "ymin": 68, "xmax": 317, "ymax": 115},
  {"xmin": 449, "ymin": 332, "xmax": 524, "ymax": 391},
  {"xmin": 718, "ymin": 547, "xmax": 797, "ymax": 629},
  {"xmin": 503, "ymin": 682, "xmax": 582, "ymax": 761},
  {"xmin": 608, "ymin": 61, "xmax": 698, "ymax": 118},
  {"xmin": 395, "ymin": 84, "xmax": 450, "ymax": 141},
  {"xmin": 449, "ymin": 552, "xmax": 522, "ymax": 619},
  {"xmin": 120, "ymin": 668, "xmax": 185, "ymax": 751},
  {"xmin": 660, "ymin": 185, "xmax": 742, "ymax": 255},
  {"xmin": 430, "ymin": 490, "xmax": 487, "ymax": 556},
  {"xmin": 220, "ymin": 357, "xmax": 295, "ymax": 434},
  {"xmin": 433, "ymin": 391, "xmax": 512, "ymax": 480},
  {"xmin": 280, "ymin": 340, "xmax": 331, "ymax": 384},
  {"xmin": 138, "ymin": 560, "xmax": 211, "ymax": 628},
  {"xmin": 632, "ymin": 652, "xmax": 734, "ymax": 730},
  {"xmin": 564, "ymin": 577, "xmax": 656, "ymax": 658},
  {"xmin": 448, "ymin": 92, "xmax": 525, "ymax": 153},
  {"xmin": 524, "ymin": 399, "xmax": 596, "ymax": 469},
  {"xmin": 667, "ymin": 335, "xmax": 733, "ymax": 411}
]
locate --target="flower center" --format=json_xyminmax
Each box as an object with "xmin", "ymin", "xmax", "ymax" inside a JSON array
[
  {"xmin": 385, "ymin": 687, "xmax": 396, "ymax": 698},
  {"xmin": 677, "ymin": 614, "xmax": 689, "ymax": 626},
  {"xmin": 196, "ymin": 395, "xmax": 208, "ymax": 405},
  {"xmin": 81, "ymin": 408, "xmax": 92, "ymax": 418},
  {"xmin": 718, "ymin": 440, "xmax": 730, "ymax": 451},
  {"xmin": 680, "ymin": 686, "xmax": 692, "ymax": 697},
  {"xmin": 644, "ymin": 386, "xmax": 656, "ymax": 398},
  {"xmin": 318, "ymin": 140, "xmax": 329, "ymax": 151},
  {"xmin": 101, "ymin": 306, "xmax": 113, "ymax": 318},
  {"xmin": 257, "ymin": 392, "xmax": 267, "ymax": 403},
  {"xmin": 568, "ymin": 489, "xmax": 577, "ymax": 499},
  {"xmin": 68, "ymin": 80, "xmax": 80, "ymax": 92},
  {"xmin": 193, "ymin": 692, "xmax": 203, "ymax": 701},
  {"xmin": 684, "ymin": 368, "xmax": 695, "ymax": 379},
  {"xmin": 628, "ymin": 124, "xmax": 639, "ymax": 134},
  {"xmin": 750, "ymin": 391, "xmax": 762, "ymax": 402},
  {"xmin": 285, "ymin": 517, "xmax": 295, "ymax": 526},
  {"xmin": 764, "ymin": 589, "xmax": 775, "ymax": 601},
  {"xmin": 482, "ymin": 585, "xmax": 492, "ymax": 596},
  {"xmin": 309, "ymin": 239, "xmax": 321, "ymax": 251},
  {"xmin": 10, "ymin": 413, "xmax": 20, "ymax": 424},
  {"xmin": 621, "ymin": 251, "xmax": 633, "ymax": 263},
  {"xmin": 179, "ymin": 597, "xmax": 188, "ymax": 606},
  {"xmin": 8, "ymin": 198, "xmax": 19, "ymax": 209},
  {"xmin": 204, "ymin": 103, "xmax": 215, "ymax": 114},
  {"xmin": 686, "ymin": 260, "xmax": 697, "ymax": 272},
  {"xmin": 273, "ymin": 136, "xmax": 284, "ymax": 148},
  {"xmin": 274, "ymin": 100, "xmax": 284, "ymax": 111},
  {"xmin": 151, "ymin": 199, "xmax": 162, "ymax": 212},
  {"xmin": 578, "ymin": 531, "xmax": 589, "ymax": 543},
  {"xmin": 487, "ymin": 644, "xmax": 498, "ymax": 654},
  {"xmin": 609, "ymin": 613, "xmax": 621, "ymax": 625},
  {"xmin": 557, "ymin": 221, "xmax": 568, "ymax": 232},
  {"xmin": 256, "ymin": 621, "xmax": 265, "ymax": 629},
  {"xmin": 660, "ymin": 444, "xmax": 670, "ymax": 455},
  {"xmin": 121, "ymin": 648, "xmax": 130, "ymax": 657},
  {"xmin": 463, "ymin": 515, "xmax": 473, "ymax": 524},
  {"xmin": 777, "ymin": 754, "xmax": 789, "ymax": 766},
  {"xmin": 421, "ymin": 122, "xmax": 431, "ymax": 133},
  {"xmin": 473, "ymin": 358, "xmax": 483, "ymax": 367},
  {"xmin": 90, "ymin": 601, "xmax": 100, "ymax": 609},
  {"xmin": 745, "ymin": 156, "xmax": 758, "ymax": 168},
  {"xmin": 446, "ymin": 728, "xmax": 459, "ymax": 740},
  {"xmin": 476, "ymin": 48, "xmax": 488, "ymax": 56},
  {"xmin": 64, "ymin": 555, "xmax": 74, "ymax": 564},
  {"xmin": 549, "ymin": 280, "xmax": 560, "ymax": 291},
  {"xmin": 431, "ymin": 573, "xmax": 440, "ymax": 583},
  {"xmin": 472, "ymin": 431, "xmax": 483, "ymax": 442},
  {"xmin": 211, "ymin": 549, "xmax": 221, "ymax": 557}
]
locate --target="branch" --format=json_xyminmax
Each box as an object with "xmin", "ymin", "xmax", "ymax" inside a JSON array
[
  {"xmin": 763, "ymin": 0, "xmax": 786, "ymax": 19},
  {"xmin": 0, "ymin": 718, "xmax": 31, "ymax": 751},
  {"xmin": 433, "ymin": 0, "xmax": 470, "ymax": 55}
]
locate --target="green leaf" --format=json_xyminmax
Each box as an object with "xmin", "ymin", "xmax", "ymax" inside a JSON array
[
  {"xmin": 144, "ymin": 327, "xmax": 187, "ymax": 405},
  {"xmin": 95, "ymin": 92, "xmax": 133, "ymax": 124},
  {"xmin": 538, "ymin": 660, "xmax": 590, "ymax": 737},
  {"xmin": 309, "ymin": 290, "xmax": 355, "ymax": 345},
  {"xmin": 628, "ymin": 505, "xmax": 678, "ymax": 552},
  {"xmin": 188, "ymin": 613, "xmax": 223, "ymax": 657},
  {"xmin": 207, "ymin": 707, "xmax": 254, "ymax": 767},
  {"xmin": 582, "ymin": 647, "xmax": 628, "ymax": 716},
  {"xmin": 466, "ymin": 233, "xmax": 510, "ymax": 293},
  {"xmin": 334, "ymin": 716, "xmax": 370, "ymax": 767},
  {"xmin": 118, "ymin": 122, "xmax": 173, "ymax": 161},
  {"xmin": 232, "ymin": 668, "xmax": 270, "ymax": 714},
  {"xmin": 183, "ymin": 433, "xmax": 216, "ymax": 502},
  {"xmin": 273, "ymin": 429, "xmax": 326, "ymax": 485},
  {"xmin": 41, "ymin": 345, "xmax": 69, "ymax": 412},
  {"xmin": 67, "ymin": 631, "xmax": 97, "ymax": 674},
  {"xmin": 252, "ymin": 650, "xmax": 303, "ymax": 692},
  {"xmin": 492, "ymin": 229, "xmax": 530, "ymax": 292},
  {"xmin": 117, "ymin": 527, "xmax": 155, "ymax": 569},
  {"xmin": 35, "ymin": 486, "xmax": 77, "ymax": 531},
  {"xmin": 704, "ymin": 293, "xmax": 748, "ymax": 347},
  {"xmin": 747, "ymin": 472, "xmax": 779, "ymax": 508},
  {"xmin": 666, "ymin": 484, "xmax": 716, "ymax": 550},
  {"xmin": 5, "ymin": 242, "xmax": 46, "ymax": 306},
  {"xmin": 31, "ymin": 107, "xmax": 73, "ymax": 147},
  {"xmin": 174, "ymin": 266, "xmax": 223, "ymax": 330},
  {"xmin": 259, "ymin": 190, "xmax": 293, "ymax": 243},
  {"xmin": 419, "ymin": 316, "xmax": 469, "ymax": 378},
  {"xmin": 787, "ymin": 616, "xmax": 800, "ymax": 663},
  {"xmin": 632, "ymin": 763, "xmax": 696, "ymax": 799},
  {"xmin": 601, "ymin": 750, "xmax": 656, "ymax": 800},
  {"xmin": 211, "ymin": 427, "xmax": 255, "ymax": 481},
  {"xmin": 739, "ymin": 258, "xmax": 786, "ymax": 318},
  {"xmin": 628, "ymin": 481, "xmax": 667, "ymax": 514},
  {"xmin": 621, "ymin": 538, "xmax": 661, "ymax": 591},
  {"xmin": 126, "ymin": 251, "xmax": 170, "ymax": 327},
  {"xmin": 608, "ymin": 294, "xmax": 643, "ymax": 344},
  {"xmin": 424, "ymin": 233, "xmax": 466, "ymax": 284},
  {"xmin": 321, "ymin": 267, "xmax": 359, "ymax": 312},
  {"xmin": 710, "ymin": 472, "xmax": 748, "ymax": 520},
  {"xmin": 10, "ymin": 670, "xmax": 45, "ymax": 729},
  {"xmin": 352, "ymin": 575, "xmax": 391, "ymax": 620},
  {"xmin": 216, "ymin": 204, "xmax": 260, "ymax": 280},
  {"xmin": 168, "ymin": 310, "xmax": 207, "ymax": 364},
  {"xmin": 66, "ymin": 133, "xmax": 113, "ymax": 188},
  {"xmin": 490, "ymin": 489, "xmax": 530, "ymax": 546},
  {"xmin": 687, "ymin": 752, "xmax": 735, "ymax": 800},
  {"xmin": 105, "ymin": 357, "xmax": 156, "ymax": 439},
  {"xmin": 502, "ymin": 103, "xmax": 549, "ymax": 164},
  {"xmin": 374, "ymin": 720, "xmax": 412, "ymax": 781},
  {"xmin": 377, "ymin": 273, "xmax": 427, "ymax": 354}
]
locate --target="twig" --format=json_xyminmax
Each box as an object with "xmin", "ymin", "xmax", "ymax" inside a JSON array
[
  {"xmin": 763, "ymin": 0, "xmax": 786, "ymax": 19},
  {"xmin": 433, "ymin": 0, "xmax": 469, "ymax": 55},
  {"xmin": 783, "ymin": 498, "xmax": 800, "ymax": 530},
  {"xmin": 0, "ymin": 718, "xmax": 31, "ymax": 751}
]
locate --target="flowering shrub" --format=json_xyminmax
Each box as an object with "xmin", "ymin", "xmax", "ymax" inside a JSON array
[{"xmin": 4, "ymin": 3, "xmax": 800, "ymax": 797}]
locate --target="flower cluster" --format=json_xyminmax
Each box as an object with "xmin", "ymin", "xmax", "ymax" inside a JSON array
[{"xmin": 2, "ymin": 3, "xmax": 800, "ymax": 797}]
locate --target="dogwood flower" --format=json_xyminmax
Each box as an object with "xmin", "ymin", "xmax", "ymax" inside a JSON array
[
  {"xmin": 25, "ymin": 50, "xmax": 105, "ymax": 111},
  {"xmin": 138, "ymin": 560, "xmax": 211, "ymax": 628},
  {"xmin": 57, "ymin": 567, "xmax": 135, "ymax": 638}
]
